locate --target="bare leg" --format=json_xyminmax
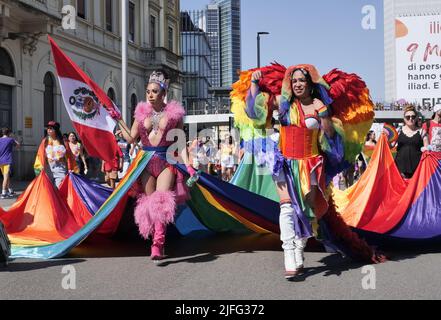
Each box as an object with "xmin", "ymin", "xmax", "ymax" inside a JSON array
[
  {"xmin": 221, "ymin": 166, "xmax": 227, "ymax": 181},
  {"xmin": 227, "ymin": 168, "xmax": 233, "ymax": 181},
  {"xmin": 141, "ymin": 170, "xmax": 156, "ymax": 195},
  {"xmin": 156, "ymin": 168, "xmax": 176, "ymax": 192},
  {"xmin": 2, "ymin": 171, "xmax": 9, "ymax": 193}
]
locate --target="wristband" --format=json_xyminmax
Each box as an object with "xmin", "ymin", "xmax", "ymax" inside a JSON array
[{"xmin": 251, "ymin": 79, "xmax": 259, "ymax": 84}]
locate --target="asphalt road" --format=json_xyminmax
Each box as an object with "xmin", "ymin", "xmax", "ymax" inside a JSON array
[
  {"xmin": 1, "ymin": 181, "xmax": 441, "ymax": 300},
  {"xmin": 1, "ymin": 232, "xmax": 441, "ymax": 300}
]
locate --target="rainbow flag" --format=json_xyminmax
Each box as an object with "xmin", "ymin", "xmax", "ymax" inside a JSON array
[
  {"xmin": 3, "ymin": 151, "xmax": 153, "ymax": 258},
  {"xmin": 333, "ymin": 134, "xmax": 441, "ymax": 243}
]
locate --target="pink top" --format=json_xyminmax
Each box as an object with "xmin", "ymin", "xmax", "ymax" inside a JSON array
[
  {"xmin": 134, "ymin": 101, "xmax": 185, "ymax": 148},
  {"xmin": 133, "ymin": 101, "xmax": 189, "ymax": 204}
]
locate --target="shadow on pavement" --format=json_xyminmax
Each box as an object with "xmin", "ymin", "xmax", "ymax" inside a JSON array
[
  {"xmin": 0, "ymin": 259, "xmax": 85, "ymax": 272},
  {"xmin": 289, "ymin": 255, "xmax": 365, "ymax": 282},
  {"xmin": 67, "ymin": 231, "xmax": 282, "ymax": 261},
  {"xmin": 155, "ymin": 232, "xmax": 281, "ymax": 266}
]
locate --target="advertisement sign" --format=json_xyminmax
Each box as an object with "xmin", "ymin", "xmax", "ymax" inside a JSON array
[{"xmin": 396, "ymin": 15, "xmax": 441, "ymax": 109}]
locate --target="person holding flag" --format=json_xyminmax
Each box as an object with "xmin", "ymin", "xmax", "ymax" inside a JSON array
[
  {"xmin": 118, "ymin": 70, "xmax": 195, "ymax": 261},
  {"xmin": 48, "ymin": 36, "xmax": 195, "ymax": 260}
]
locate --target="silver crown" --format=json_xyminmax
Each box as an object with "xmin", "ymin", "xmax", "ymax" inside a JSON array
[{"xmin": 149, "ymin": 71, "xmax": 168, "ymax": 90}]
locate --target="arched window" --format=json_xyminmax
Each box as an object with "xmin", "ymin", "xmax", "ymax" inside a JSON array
[
  {"xmin": 130, "ymin": 93, "xmax": 137, "ymax": 121},
  {"xmin": 44, "ymin": 72, "xmax": 55, "ymax": 125},
  {"xmin": 0, "ymin": 48, "xmax": 14, "ymax": 77},
  {"xmin": 0, "ymin": 48, "xmax": 14, "ymax": 129},
  {"xmin": 107, "ymin": 88, "xmax": 116, "ymax": 102}
]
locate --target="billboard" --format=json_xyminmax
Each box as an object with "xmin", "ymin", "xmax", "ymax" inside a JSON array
[{"xmin": 396, "ymin": 15, "xmax": 441, "ymax": 109}]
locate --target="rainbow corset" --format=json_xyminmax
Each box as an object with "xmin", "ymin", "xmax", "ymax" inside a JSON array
[{"xmin": 280, "ymin": 125, "xmax": 319, "ymax": 160}]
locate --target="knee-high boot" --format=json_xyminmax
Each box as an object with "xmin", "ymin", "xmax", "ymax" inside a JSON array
[
  {"xmin": 279, "ymin": 203, "xmax": 297, "ymax": 275},
  {"xmin": 294, "ymin": 238, "xmax": 308, "ymax": 270},
  {"xmin": 148, "ymin": 191, "xmax": 176, "ymax": 260},
  {"xmin": 151, "ymin": 222, "xmax": 166, "ymax": 260}
]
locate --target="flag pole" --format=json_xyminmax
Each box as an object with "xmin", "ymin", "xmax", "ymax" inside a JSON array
[{"xmin": 121, "ymin": 0, "xmax": 128, "ymax": 123}]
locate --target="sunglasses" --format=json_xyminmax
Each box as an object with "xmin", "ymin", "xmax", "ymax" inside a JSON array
[{"xmin": 405, "ymin": 115, "xmax": 417, "ymax": 120}]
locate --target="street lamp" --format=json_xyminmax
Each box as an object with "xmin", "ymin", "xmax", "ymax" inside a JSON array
[{"xmin": 257, "ymin": 32, "xmax": 270, "ymax": 68}]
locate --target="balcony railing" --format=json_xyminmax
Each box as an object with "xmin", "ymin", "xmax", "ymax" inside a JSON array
[{"xmin": 142, "ymin": 47, "xmax": 181, "ymax": 70}]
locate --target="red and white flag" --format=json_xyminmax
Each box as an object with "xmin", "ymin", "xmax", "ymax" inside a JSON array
[{"xmin": 48, "ymin": 35, "xmax": 122, "ymax": 163}]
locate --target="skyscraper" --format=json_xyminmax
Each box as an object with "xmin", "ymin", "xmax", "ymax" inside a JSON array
[
  {"xmin": 181, "ymin": 11, "xmax": 212, "ymax": 115},
  {"xmin": 207, "ymin": 0, "xmax": 241, "ymax": 88},
  {"xmin": 206, "ymin": 4, "xmax": 221, "ymax": 88}
]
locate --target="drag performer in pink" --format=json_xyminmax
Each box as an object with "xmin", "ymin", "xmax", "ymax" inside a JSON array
[{"xmin": 119, "ymin": 71, "xmax": 195, "ymax": 260}]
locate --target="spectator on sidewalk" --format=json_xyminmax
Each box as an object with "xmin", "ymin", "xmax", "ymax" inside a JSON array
[
  {"xmin": 0, "ymin": 127, "xmax": 20, "ymax": 198},
  {"xmin": 395, "ymin": 106, "xmax": 423, "ymax": 179}
]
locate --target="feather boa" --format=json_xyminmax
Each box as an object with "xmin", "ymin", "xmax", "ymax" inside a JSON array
[{"xmin": 134, "ymin": 101, "xmax": 185, "ymax": 126}]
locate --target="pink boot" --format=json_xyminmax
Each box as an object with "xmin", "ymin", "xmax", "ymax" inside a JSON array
[
  {"xmin": 151, "ymin": 222, "xmax": 166, "ymax": 260},
  {"xmin": 148, "ymin": 191, "xmax": 176, "ymax": 260}
]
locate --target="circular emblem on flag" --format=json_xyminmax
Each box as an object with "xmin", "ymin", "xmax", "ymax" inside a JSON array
[{"xmin": 69, "ymin": 87, "xmax": 101, "ymax": 121}]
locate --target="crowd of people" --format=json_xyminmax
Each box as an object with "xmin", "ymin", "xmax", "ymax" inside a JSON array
[
  {"xmin": 187, "ymin": 134, "xmax": 241, "ymax": 181},
  {"xmin": 374, "ymin": 101, "xmax": 438, "ymax": 112}
]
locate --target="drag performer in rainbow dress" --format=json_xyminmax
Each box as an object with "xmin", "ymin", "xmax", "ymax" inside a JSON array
[{"xmin": 232, "ymin": 63, "xmax": 385, "ymax": 279}]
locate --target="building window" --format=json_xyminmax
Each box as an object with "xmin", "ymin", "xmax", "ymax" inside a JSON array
[
  {"xmin": 129, "ymin": 2, "xmax": 135, "ymax": 42},
  {"xmin": 150, "ymin": 15, "xmax": 156, "ymax": 47},
  {"xmin": 44, "ymin": 73, "xmax": 55, "ymax": 125},
  {"xmin": 0, "ymin": 85, "xmax": 12, "ymax": 129},
  {"xmin": 105, "ymin": 0, "xmax": 113, "ymax": 32},
  {"xmin": 0, "ymin": 48, "xmax": 14, "ymax": 77},
  {"xmin": 77, "ymin": 0, "xmax": 86, "ymax": 19},
  {"xmin": 168, "ymin": 27, "xmax": 174, "ymax": 51},
  {"xmin": 107, "ymin": 88, "xmax": 116, "ymax": 102}
]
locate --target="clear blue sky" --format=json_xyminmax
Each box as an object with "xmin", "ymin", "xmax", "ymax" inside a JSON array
[{"xmin": 181, "ymin": 0, "xmax": 385, "ymax": 102}]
